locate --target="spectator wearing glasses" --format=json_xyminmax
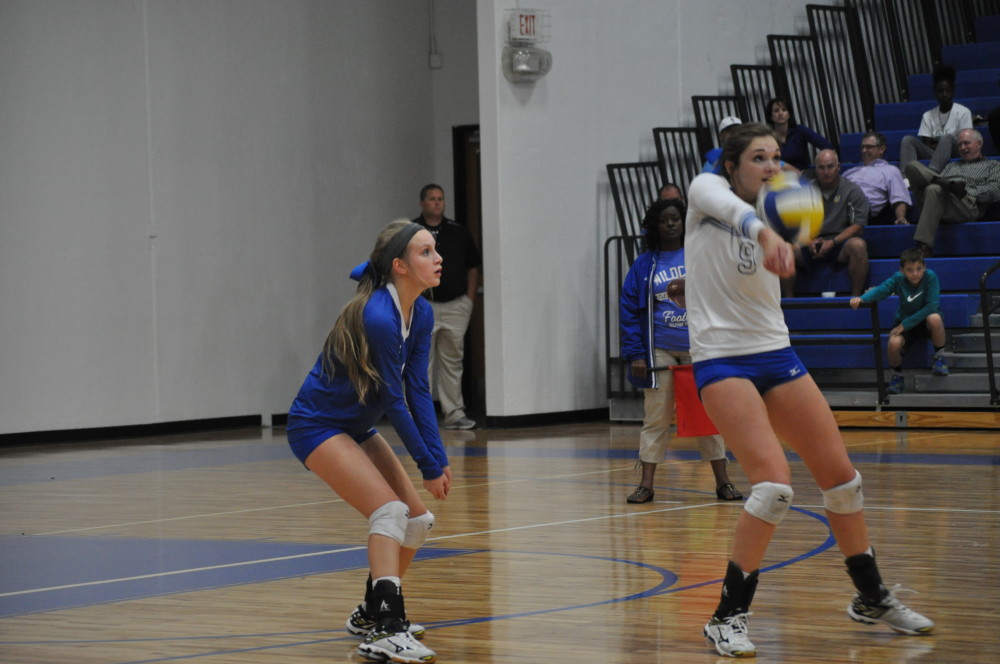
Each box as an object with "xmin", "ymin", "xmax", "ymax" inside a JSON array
[{"xmin": 843, "ymin": 131, "xmax": 912, "ymax": 225}]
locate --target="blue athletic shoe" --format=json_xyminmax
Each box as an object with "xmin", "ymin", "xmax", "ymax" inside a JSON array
[
  {"xmin": 887, "ymin": 374, "xmax": 904, "ymax": 395},
  {"xmin": 932, "ymin": 356, "xmax": 949, "ymax": 376}
]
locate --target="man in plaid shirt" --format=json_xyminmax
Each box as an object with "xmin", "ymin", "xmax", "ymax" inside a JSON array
[{"xmin": 904, "ymin": 128, "xmax": 1000, "ymax": 256}]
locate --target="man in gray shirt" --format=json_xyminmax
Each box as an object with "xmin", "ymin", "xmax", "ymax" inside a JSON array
[{"xmin": 783, "ymin": 149, "xmax": 870, "ymax": 297}]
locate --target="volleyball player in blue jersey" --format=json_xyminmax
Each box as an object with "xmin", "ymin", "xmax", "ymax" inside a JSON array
[{"xmin": 287, "ymin": 220, "xmax": 449, "ymax": 664}]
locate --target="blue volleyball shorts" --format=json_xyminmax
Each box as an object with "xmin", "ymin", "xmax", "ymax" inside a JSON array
[
  {"xmin": 286, "ymin": 420, "xmax": 377, "ymax": 466},
  {"xmin": 693, "ymin": 347, "xmax": 808, "ymax": 397}
]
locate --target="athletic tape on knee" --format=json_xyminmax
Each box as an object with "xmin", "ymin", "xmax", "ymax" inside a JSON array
[
  {"xmin": 744, "ymin": 481, "xmax": 794, "ymax": 525},
  {"xmin": 368, "ymin": 500, "xmax": 409, "ymax": 544},
  {"xmin": 402, "ymin": 511, "xmax": 435, "ymax": 549},
  {"xmin": 823, "ymin": 470, "xmax": 864, "ymax": 514}
]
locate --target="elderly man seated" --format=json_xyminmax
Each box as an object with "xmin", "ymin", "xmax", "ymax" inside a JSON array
[{"xmin": 904, "ymin": 128, "xmax": 1000, "ymax": 256}]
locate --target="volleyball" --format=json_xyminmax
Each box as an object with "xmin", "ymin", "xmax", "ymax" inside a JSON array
[{"xmin": 755, "ymin": 175, "xmax": 824, "ymax": 244}]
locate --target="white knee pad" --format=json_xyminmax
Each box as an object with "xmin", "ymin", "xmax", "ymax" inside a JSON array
[
  {"xmin": 368, "ymin": 500, "xmax": 409, "ymax": 544},
  {"xmin": 823, "ymin": 470, "xmax": 864, "ymax": 514},
  {"xmin": 402, "ymin": 511, "xmax": 435, "ymax": 549},
  {"xmin": 744, "ymin": 481, "xmax": 794, "ymax": 525}
]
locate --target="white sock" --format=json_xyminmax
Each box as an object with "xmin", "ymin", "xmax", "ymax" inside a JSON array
[{"xmin": 373, "ymin": 575, "xmax": 401, "ymax": 589}]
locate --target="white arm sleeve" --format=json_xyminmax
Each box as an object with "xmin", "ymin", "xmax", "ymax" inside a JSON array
[{"xmin": 687, "ymin": 174, "xmax": 766, "ymax": 241}]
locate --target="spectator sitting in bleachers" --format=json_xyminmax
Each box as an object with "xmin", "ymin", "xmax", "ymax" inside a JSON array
[
  {"xmin": 843, "ymin": 131, "xmax": 912, "ymax": 225},
  {"xmin": 658, "ymin": 182, "xmax": 684, "ymax": 202},
  {"xmin": 765, "ymin": 96, "xmax": 832, "ymax": 174},
  {"xmin": 782, "ymin": 149, "xmax": 869, "ymax": 298},
  {"xmin": 701, "ymin": 116, "xmax": 742, "ymax": 174},
  {"xmin": 898, "ymin": 64, "xmax": 973, "ymax": 173},
  {"xmin": 905, "ymin": 128, "xmax": 1000, "ymax": 256},
  {"xmin": 850, "ymin": 247, "xmax": 949, "ymax": 395}
]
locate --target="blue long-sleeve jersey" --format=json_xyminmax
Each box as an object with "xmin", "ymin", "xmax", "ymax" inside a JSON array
[{"xmin": 287, "ymin": 286, "xmax": 448, "ymax": 479}]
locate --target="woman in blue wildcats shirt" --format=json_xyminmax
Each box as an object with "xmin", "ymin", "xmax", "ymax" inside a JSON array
[{"xmin": 619, "ymin": 197, "xmax": 742, "ymax": 505}]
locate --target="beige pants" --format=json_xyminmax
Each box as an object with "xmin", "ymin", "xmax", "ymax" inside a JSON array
[
  {"xmin": 429, "ymin": 295, "xmax": 474, "ymax": 423},
  {"xmin": 639, "ymin": 348, "xmax": 726, "ymax": 464}
]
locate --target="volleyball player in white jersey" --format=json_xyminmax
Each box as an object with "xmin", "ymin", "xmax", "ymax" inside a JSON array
[{"xmin": 683, "ymin": 123, "xmax": 933, "ymax": 658}]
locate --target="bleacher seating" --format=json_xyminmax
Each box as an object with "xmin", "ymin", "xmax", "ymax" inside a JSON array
[
  {"xmin": 604, "ymin": 5, "xmax": 1000, "ymax": 413},
  {"xmin": 942, "ymin": 42, "xmax": 1000, "ymax": 71}
]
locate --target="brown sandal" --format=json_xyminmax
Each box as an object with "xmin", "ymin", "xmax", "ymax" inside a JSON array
[
  {"xmin": 626, "ymin": 485, "xmax": 654, "ymax": 504},
  {"xmin": 716, "ymin": 482, "xmax": 744, "ymax": 501}
]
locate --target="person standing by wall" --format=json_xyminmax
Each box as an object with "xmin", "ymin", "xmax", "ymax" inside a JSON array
[
  {"xmin": 414, "ymin": 184, "xmax": 482, "ymax": 430},
  {"xmin": 620, "ymin": 198, "xmax": 743, "ymax": 505}
]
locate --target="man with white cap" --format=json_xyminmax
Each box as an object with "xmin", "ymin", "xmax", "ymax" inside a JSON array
[{"xmin": 701, "ymin": 116, "xmax": 742, "ymax": 173}]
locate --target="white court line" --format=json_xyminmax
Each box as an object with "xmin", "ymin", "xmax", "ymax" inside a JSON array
[
  {"xmin": 32, "ymin": 465, "xmax": 640, "ymax": 536},
  {"xmin": 1, "ymin": 500, "xmax": 712, "ymax": 599},
  {"xmin": 14, "ymin": 461, "xmax": 996, "ymax": 599}
]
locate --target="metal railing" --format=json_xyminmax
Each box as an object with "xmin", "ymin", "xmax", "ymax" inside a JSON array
[
  {"xmin": 782, "ymin": 298, "xmax": 888, "ymax": 404},
  {"xmin": 651, "ymin": 127, "xmax": 702, "ymax": 197},
  {"xmin": 606, "ymin": 162, "xmax": 661, "ymax": 264},
  {"xmin": 979, "ymin": 258, "xmax": 1000, "ymax": 405}
]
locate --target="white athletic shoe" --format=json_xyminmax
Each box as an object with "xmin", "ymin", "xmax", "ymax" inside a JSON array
[
  {"xmin": 847, "ymin": 587, "xmax": 934, "ymax": 635},
  {"xmin": 357, "ymin": 628, "xmax": 437, "ymax": 663},
  {"xmin": 346, "ymin": 604, "xmax": 426, "ymax": 640},
  {"xmin": 703, "ymin": 612, "xmax": 756, "ymax": 658}
]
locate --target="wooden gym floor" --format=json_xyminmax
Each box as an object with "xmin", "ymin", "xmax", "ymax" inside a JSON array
[{"xmin": 1, "ymin": 421, "xmax": 997, "ymax": 663}]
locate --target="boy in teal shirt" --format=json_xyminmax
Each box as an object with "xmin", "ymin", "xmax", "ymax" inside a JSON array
[{"xmin": 850, "ymin": 247, "xmax": 948, "ymax": 394}]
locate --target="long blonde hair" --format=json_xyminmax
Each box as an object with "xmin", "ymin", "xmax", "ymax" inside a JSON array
[{"xmin": 322, "ymin": 219, "xmax": 418, "ymax": 404}]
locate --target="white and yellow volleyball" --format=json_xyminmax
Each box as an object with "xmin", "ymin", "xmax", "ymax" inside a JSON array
[{"xmin": 755, "ymin": 173, "xmax": 824, "ymax": 244}]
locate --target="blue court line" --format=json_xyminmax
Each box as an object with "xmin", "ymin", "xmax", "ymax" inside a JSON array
[
  {"xmin": 0, "ymin": 537, "xmax": 475, "ymax": 618},
  {"xmin": 0, "ymin": 507, "xmax": 837, "ymax": 663}
]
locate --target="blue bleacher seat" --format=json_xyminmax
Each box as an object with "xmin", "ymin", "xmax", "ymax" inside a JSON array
[
  {"xmin": 907, "ymin": 68, "xmax": 1000, "ymax": 102},
  {"xmin": 783, "ymin": 294, "xmax": 980, "ymax": 331},
  {"xmin": 975, "ymin": 15, "xmax": 1000, "ymax": 43},
  {"xmin": 793, "ymin": 256, "xmax": 999, "ymax": 295},
  {"xmin": 793, "ymin": 342, "xmax": 933, "ymax": 369},
  {"xmin": 942, "ymin": 42, "xmax": 1000, "ymax": 71},
  {"xmin": 863, "ymin": 221, "xmax": 1000, "ymax": 258},
  {"xmin": 874, "ymin": 96, "xmax": 1000, "ymax": 132},
  {"xmin": 840, "ymin": 128, "xmax": 994, "ymax": 162}
]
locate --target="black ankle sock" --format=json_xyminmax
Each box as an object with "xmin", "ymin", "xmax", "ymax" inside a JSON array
[
  {"xmin": 714, "ymin": 560, "xmax": 760, "ymax": 620},
  {"xmin": 371, "ymin": 578, "xmax": 407, "ymax": 631},
  {"xmin": 363, "ymin": 573, "xmax": 374, "ymax": 614},
  {"xmin": 845, "ymin": 550, "xmax": 885, "ymax": 603}
]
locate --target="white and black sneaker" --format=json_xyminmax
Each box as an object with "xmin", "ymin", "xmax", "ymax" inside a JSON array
[
  {"xmin": 358, "ymin": 624, "xmax": 437, "ymax": 663},
  {"xmin": 346, "ymin": 604, "xmax": 426, "ymax": 640},
  {"xmin": 703, "ymin": 612, "xmax": 756, "ymax": 658},
  {"xmin": 847, "ymin": 587, "xmax": 934, "ymax": 635}
]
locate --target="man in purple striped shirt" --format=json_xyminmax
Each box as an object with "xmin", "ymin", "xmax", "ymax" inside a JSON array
[{"xmin": 843, "ymin": 131, "xmax": 912, "ymax": 225}]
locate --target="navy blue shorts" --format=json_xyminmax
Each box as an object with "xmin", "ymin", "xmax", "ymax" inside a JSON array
[
  {"xmin": 897, "ymin": 319, "xmax": 930, "ymax": 355},
  {"xmin": 286, "ymin": 418, "xmax": 377, "ymax": 466},
  {"xmin": 693, "ymin": 347, "xmax": 808, "ymax": 396}
]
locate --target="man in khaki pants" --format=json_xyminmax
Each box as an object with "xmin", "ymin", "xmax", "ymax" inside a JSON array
[{"xmin": 413, "ymin": 184, "xmax": 481, "ymax": 429}]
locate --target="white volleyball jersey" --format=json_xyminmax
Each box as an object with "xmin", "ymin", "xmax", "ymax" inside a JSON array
[{"xmin": 684, "ymin": 173, "xmax": 791, "ymax": 363}]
